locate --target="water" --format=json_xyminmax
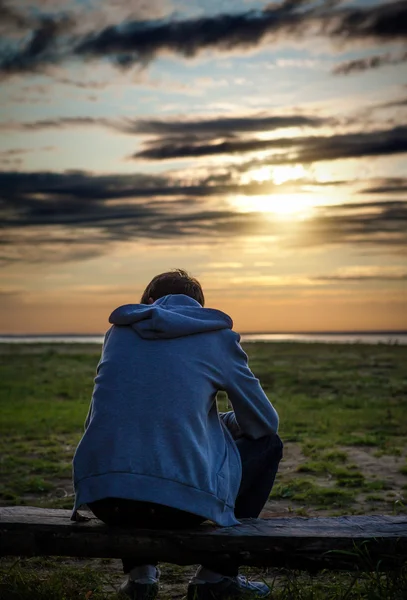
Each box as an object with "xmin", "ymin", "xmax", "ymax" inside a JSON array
[
  {"xmin": 0, "ymin": 335, "xmax": 105, "ymax": 345},
  {"xmin": 0, "ymin": 333, "xmax": 406, "ymax": 345},
  {"xmin": 241, "ymin": 333, "xmax": 407, "ymax": 344}
]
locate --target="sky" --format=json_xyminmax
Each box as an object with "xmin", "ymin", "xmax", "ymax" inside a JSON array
[{"xmin": 1, "ymin": 0, "xmax": 406, "ymax": 334}]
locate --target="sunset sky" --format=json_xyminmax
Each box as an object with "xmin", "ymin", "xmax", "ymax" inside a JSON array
[{"xmin": 1, "ymin": 0, "xmax": 406, "ymax": 334}]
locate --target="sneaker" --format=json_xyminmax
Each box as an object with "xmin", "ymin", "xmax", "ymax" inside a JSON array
[
  {"xmin": 187, "ymin": 574, "xmax": 271, "ymax": 599},
  {"xmin": 118, "ymin": 576, "xmax": 159, "ymax": 600}
]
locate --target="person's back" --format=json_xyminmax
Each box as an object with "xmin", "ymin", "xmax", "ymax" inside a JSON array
[
  {"xmin": 75, "ymin": 294, "xmax": 248, "ymax": 525},
  {"xmin": 72, "ymin": 270, "xmax": 282, "ymax": 600}
]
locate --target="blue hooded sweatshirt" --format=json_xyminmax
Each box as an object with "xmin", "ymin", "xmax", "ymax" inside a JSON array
[{"xmin": 72, "ymin": 295, "xmax": 278, "ymax": 526}]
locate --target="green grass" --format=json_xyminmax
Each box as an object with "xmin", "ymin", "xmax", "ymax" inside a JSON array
[
  {"xmin": 1, "ymin": 341, "xmax": 406, "ymax": 512},
  {"xmin": 273, "ymin": 477, "xmax": 355, "ymax": 508},
  {"xmin": 1, "ymin": 558, "xmax": 406, "ymax": 600},
  {"xmin": 0, "ymin": 557, "xmax": 119, "ymax": 600},
  {"xmin": 1, "ymin": 341, "xmax": 407, "ymax": 598},
  {"xmin": 246, "ymin": 342, "xmax": 407, "ymax": 450}
]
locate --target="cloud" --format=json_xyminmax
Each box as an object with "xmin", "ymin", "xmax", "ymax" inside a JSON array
[
  {"xmin": 0, "ymin": 158, "xmax": 23, "ymax": 168},
  {"xmin": 223, "ymin": 265, "xmax": 407, "ymax": 287},
  {"xmin": 1, "ymin": 171, "xmax": 406, "ymax": 263},
  {"xmin": 0, "ymin": 230, "xmax": 108, "ymax": 266},
  {"xmin": 315, "ymin": 266, "xmax": 407, "ymax": 281},
  {"xmin": 1, "ymin": 0, "xmax": 406, "ymax": 78},
  {"xmin": 74, "ymin": 1, "xmax": 407, "ymax": 66},
  {"xmin": 0, "ymin": 146, "xmax": 55, "ymax": 157},
  {"xmin": 333, "ymin": 49, "xmax": 407, "ymax": 75},
  {"xmin": 74, "ymin": 4, "xmax": 304, "ymax": 65},
  {"xmin": 0, "ymin": 116, "xmax": 110, "ymax": 131},
  {"xmin": 119, "ymin": 113, "xmax": 326, "ymax": 135},
  {"xmin": 0, "ymin": 0, "xmax": 33, "ymax": 33},
  {"xmin": 373, "ymin": 96, "xmax": 407, "ymax": 110},
  {"xmin": 53, "ymin": 75, "xmax": 109, "ymax": 89},
  {"xmin": 360, "ymin": 178, "xmax": 407, "ymax": 194},
  {"xmin": 0, "ymin": 112, "xmax": 326, "ymax": 134},
  {"xmin": 0, "ymin": 12, "xmax": 76, "ymax": 77},
  {"xmin": 0, "ymin": 169, "xmax": 299, "ymax": 202},
  {"xmin": 300, "ymin": 200, "xmax": 407, "ymax": 251},
  {"xmin": 325, "ymin": 0, "xmax": 407, "ymax": 40},
  {"xmin": 0, "ymin": 149, "xmax": 30, "ymax": 158},
  {"xmin": 133, "ymin": 124, "xmax": 407, "ymax": 162},
  {"xmin": 0, "ymin": 146, "xmax": 55, "ymax": 169}
]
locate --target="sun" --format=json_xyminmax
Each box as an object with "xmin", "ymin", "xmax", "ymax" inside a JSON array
[
  {"xmin": 235, "ymin": 164, "xmax": 318, "ymax": 219},
  {"xmin": 249, "ymin": 165, "xmax": 307, "ymax": 185},
  {"xmin": 231, "ymin": 192, "xmax": 318, "ymax": 219}
]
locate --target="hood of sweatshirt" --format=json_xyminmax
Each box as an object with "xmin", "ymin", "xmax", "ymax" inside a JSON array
[{"xmin": 109, "ymin": 294, "xmax": 233, "ymax": 340}]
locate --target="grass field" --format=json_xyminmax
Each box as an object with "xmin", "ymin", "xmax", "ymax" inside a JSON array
[{"xmin": 1, "ymin": 341, "xmax": 406, "ymax": 599}]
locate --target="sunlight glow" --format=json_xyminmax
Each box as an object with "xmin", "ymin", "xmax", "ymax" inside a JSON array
[
  {"xmin": 248, "ymin": 166, "xmax": 272, "ymax": 182},
  {"xmin": 235, "ymin": 163, "xmax": 334, "ymax": 218},
  {"xmin": 231, "ymin": 193, "xmax": 320, "ymax": 219},
  {"xmin": 245, "ymin": 164, "xmax": 307, "ymax": 185},
  {"xmin": 272, "ymin": 165, "xmax": 307, "ymax": 185}
]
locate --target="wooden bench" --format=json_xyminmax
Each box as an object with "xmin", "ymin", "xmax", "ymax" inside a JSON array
[{"xmin": 1, "ymin": 507, "xmax": 406, "ymax": 572}]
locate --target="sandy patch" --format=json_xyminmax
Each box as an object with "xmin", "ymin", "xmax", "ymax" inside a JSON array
[{"xmin": 261, "ymin": 442, "xmax": 407, "ymax": 518}]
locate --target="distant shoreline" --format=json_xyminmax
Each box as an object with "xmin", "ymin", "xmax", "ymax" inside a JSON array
[
  {"xmin": 1, "ymin": 332, "xmax": 406, "ymax": 345},
  {"xmin": 1, "ymin": 330, "xmax": 406, "ymax": 336}
]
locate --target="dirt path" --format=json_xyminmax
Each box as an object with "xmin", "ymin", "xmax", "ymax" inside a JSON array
[{"xmin": 262, "ymin": 442, "xmax": 407, "ymax": 518}]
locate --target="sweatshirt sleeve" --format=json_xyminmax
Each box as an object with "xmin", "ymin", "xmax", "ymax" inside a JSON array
[
  {"xmin": 222, "ymin": 333, "xmax": 279, "ymax": 439},
  {"xmin": 84, "ymin": 328, "xmax": 112, "ymax": 430},
  {"xmin": 84, "ymin": 399, "xmax": 93, "ymax": 430},
  {"xmin": 219, "ymin": 411, "xmax": 243, "ymax": 440}
]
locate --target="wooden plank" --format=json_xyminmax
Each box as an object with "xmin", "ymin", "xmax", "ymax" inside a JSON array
[{"xmin": 1, "ymin": 507, "xmax": 406, "ymax": 571}]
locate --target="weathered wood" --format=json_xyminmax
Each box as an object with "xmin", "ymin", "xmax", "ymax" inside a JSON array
[{"xmin": 1, "ymin": 507, "xmax": 406, "ymax": 571}]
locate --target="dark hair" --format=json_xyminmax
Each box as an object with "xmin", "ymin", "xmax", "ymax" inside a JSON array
[{"xmin": 140, "ymin": 269, "xmax": 205, "ymax": 306}]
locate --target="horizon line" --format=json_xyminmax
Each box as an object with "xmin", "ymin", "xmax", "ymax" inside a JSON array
[{"xmin": 1, "ymin": 330, "xmax": 407, "ymax": 337}]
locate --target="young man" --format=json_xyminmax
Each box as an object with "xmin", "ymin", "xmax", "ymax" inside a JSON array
[{"xmin": 72, "ymin": 269, "xmax": 283, "ymax": 600}]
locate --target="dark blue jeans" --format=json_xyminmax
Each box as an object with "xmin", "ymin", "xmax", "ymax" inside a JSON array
[{"xmin": 89, "ymin": 432, "xmax": 283, "ymax": 575}]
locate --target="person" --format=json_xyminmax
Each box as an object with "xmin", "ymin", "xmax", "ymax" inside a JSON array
[{"xmin": 72, "ymin": 269, "xmax": 283, "ymax": 600}]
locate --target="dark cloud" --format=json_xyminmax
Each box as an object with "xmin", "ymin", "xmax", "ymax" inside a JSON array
[
  {"xmin": 315, "ymin": 270, "xmax": 407, "ymax": 282},
  {"xmin": 119, "ymin": 114, "xmax": 326, "ymax": 135},
  {"xmin": 74, "ymin": 4, "xmax": 306, "ymax": 65},
  {"xmin": 373, "ymin": 96, "xmax": 407, "ymax": 110},
  {"xmin": 333, "ymin": 49, "xmax": 407, "ymax": 75},
  {"xmin": 134, "ymin": 135, "xmax": 293, "ymax": 160},
  {"xmin": 325, "ymin": 0, "xmax": 407, "ymax": 40},
  {"xmin": 360, "ymin": 178, "xmax": 407, "ymax": 194},
  {"xmin": 300, "ymin": 200, "xmax": 407, "ymax": 250},
  {"xmin": 74, "ymin": 1, "xmax": 407, "ymax": 67},
  {"xmin": 0, "ymin": 12, "xmax": 76, "ymax": 77},
  {"xmin": 1, "ymin": 0, "xmax": 406, "ymax": 78},
  {"xmin": 1, "ymin": 171, "xmax": 406, "ymax": 263},
  {"xmin": 0, "ymin": 113, "xmax": 326, "ymax": 134},
  {"xmin": 0, "ymin": 170, "xmax": 270, "ymax": 262},
  {"xmin": 0, "ymin": 0, "xmax": 34, "ymax": 33},
  {"xmin": 133, "ymin": 124, "xmax": 407, "ymax": 162},
  {"xmin": 0, "ymin": 168, "xmax": 304, "ymax": 203},
  {"xmin": 0, "ymin": 117, "xmax": 109, "ymax": 131}
]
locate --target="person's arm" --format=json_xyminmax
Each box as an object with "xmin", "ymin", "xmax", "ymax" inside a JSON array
[
  {"xmin": 219, "ymin": 411, "xmax": 243, "ymax": 440},
  {"xmin": 84, "ymin": 327, "xmax": 113, "ymax": 430},
  {"xmin": 84, "ymin": 399, "xmax": 93, "ymax": 430},
  {"xmin": 222, "ymin": 334, "xmax": 279, "ymax": 439}
]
